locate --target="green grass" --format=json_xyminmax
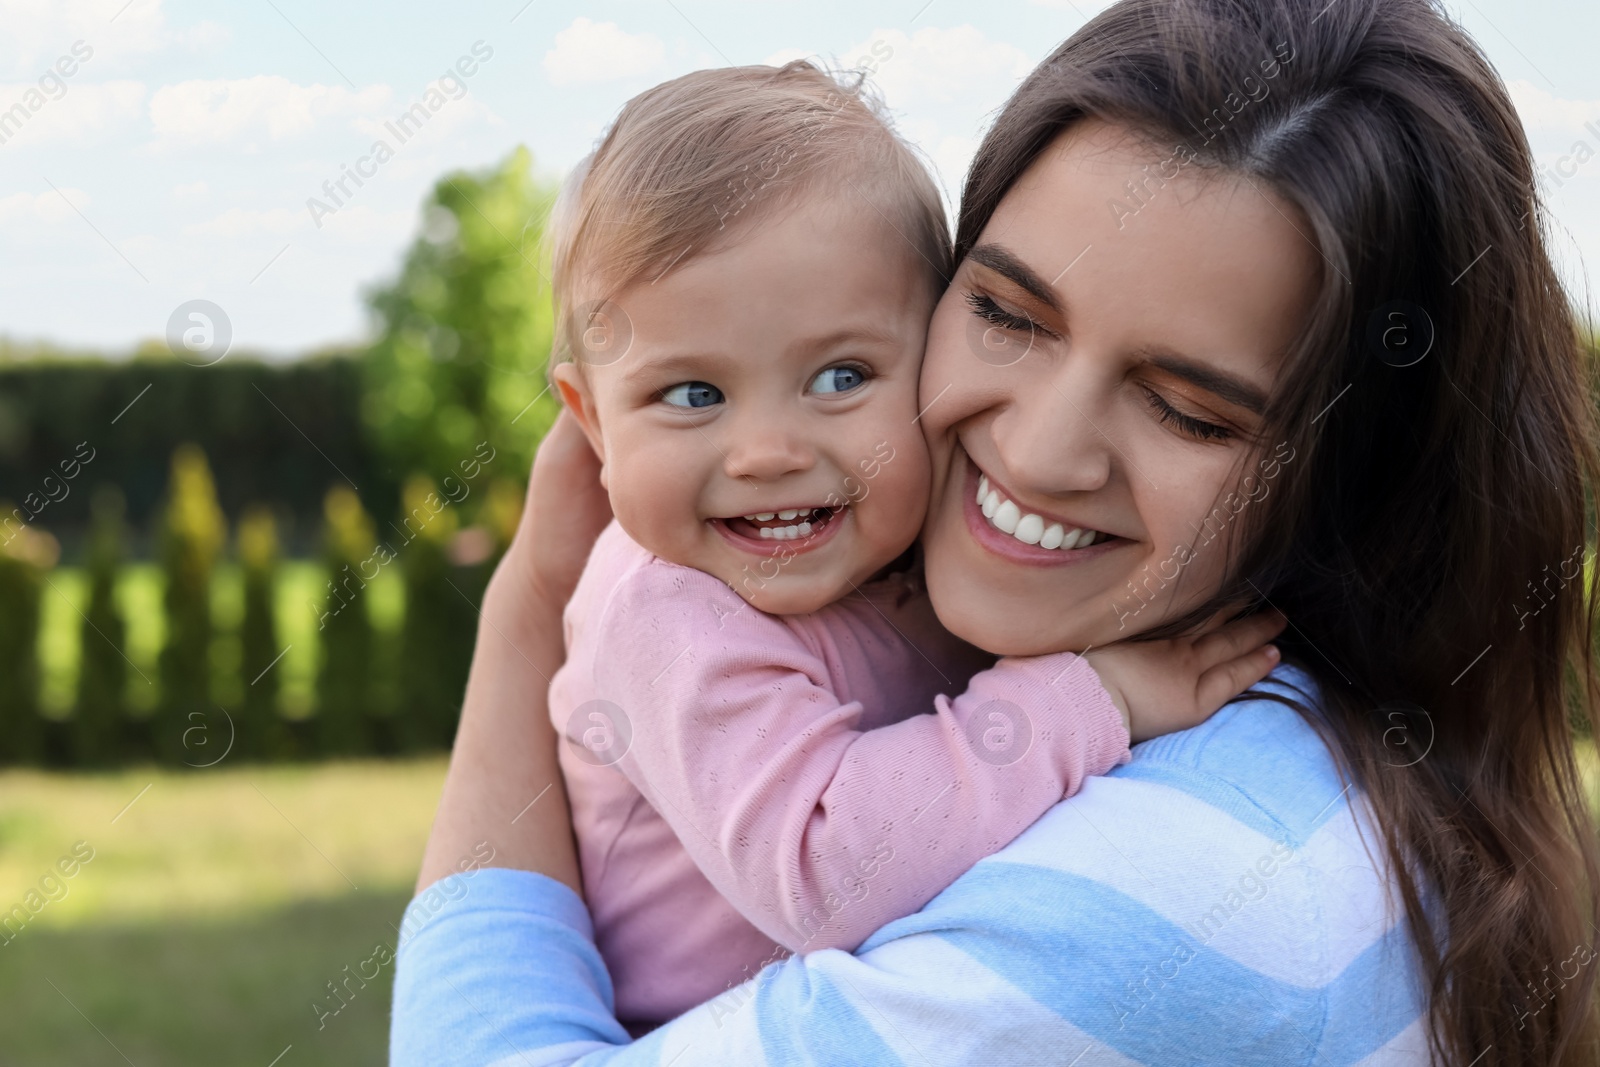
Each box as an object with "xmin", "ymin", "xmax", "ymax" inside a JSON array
[
  {"xmin": 2, "ymin": 738, "xmax": 1594, "ymax": 1065},
  {"xmin": 0, "ymin": 756, "xmax": 446, "ymax": 1065}
]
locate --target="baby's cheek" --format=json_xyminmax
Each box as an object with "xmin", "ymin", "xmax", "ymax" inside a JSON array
[{"xmin": 857, "ymin": 434, "xmax": 932, "ymax": 549}]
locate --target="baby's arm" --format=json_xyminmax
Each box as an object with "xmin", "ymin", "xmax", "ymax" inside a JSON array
[{"xmin": 593, "ymin": 565, "xmax": 1276, "ymax": 954}]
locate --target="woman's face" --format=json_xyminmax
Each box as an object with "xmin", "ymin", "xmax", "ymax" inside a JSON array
[{"xmin": 920, "ymin": 119, "xmax": 1319, "ymax": 656}]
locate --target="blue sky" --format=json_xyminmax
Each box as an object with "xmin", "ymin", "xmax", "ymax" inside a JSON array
[{"xmin": 1, "ymin": 0, "xmax": 1596, "ymax": 354}]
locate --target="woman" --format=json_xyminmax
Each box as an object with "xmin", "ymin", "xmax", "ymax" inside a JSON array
[{"xmin": 392, "ymin": 0, "xmax": 1600, "ymax": 1063}]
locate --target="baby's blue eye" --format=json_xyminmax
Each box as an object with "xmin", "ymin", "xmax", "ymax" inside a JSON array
[
  {"xmin": 810, "ymin": 365, "xmax": 867, "ymax": 395},
  {"xmin": 660, "ymin": 381, "xmax": 724, "ymax": 409}
]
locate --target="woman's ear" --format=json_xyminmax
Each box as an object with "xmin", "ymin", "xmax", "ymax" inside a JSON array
[{"xmin": 552, "ymin": 362, "xmax": 606, "ymax": 482}]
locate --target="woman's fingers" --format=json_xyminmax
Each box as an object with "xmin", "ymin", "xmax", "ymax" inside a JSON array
[
  {"xmin": 509, "ymin": 409, "xmax": 614, "ymax": 608},
  {"xmin": 1195, "ymin": 643, "xmax": 1282, "ymax": 715},
  {"xmin": 1191, "ymin": 610, "xmax": 1287, "ymax": 667}
]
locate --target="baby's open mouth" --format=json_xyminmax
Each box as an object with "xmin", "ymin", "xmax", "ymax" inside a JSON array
[{"xmin": 722, "ymin": 506, "xmax": 841, "ymax": 542}]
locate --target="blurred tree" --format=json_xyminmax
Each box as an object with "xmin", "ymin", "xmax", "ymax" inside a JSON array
[
  {"xmin": 237, "ymin": 505, "xmax": 290, "ymax": 761},
  {"xmin": 361, "ymin": 147, "xmax": 559, "ymax": 511},
  {"xmin": 158, "ymin": 444, "xmax": 226, "ymax": 764},
  {"xmin": 396, "ymin": 475, "xmax": 474, "ymax": 751},
  {"xmin": 482, "ymin": 476, "xmax": 525, "ymax": 555},
  {"xmin": 0, "ymin": 513, "xmax": 53, "ymax": 765},
  {"xmin": 73, "ymin": 485, "xmax": 128, "ymax": 765},
  {"xmin": 315, "ymin": 485, "xmax": 377, "ymax": 756}
]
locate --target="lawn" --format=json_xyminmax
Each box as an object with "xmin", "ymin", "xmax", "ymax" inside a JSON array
[
  {"xmin": 0, "ymin": 757, "xmax": 446, "ymax": 1066},
  {"xmin": 3, "ymin": 744, "xmax": 1597, "ymax": 1065}
]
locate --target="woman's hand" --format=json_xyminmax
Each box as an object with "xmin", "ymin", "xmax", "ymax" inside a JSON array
[
  {"xmin": 414, "ymin": 410, "xmax": 610, "ymax": 895},
  {"xmin": 504, "ymin": 408, "xmax": 614, "ymax": 609}
]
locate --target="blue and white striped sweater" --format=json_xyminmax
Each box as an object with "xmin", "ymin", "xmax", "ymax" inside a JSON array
[{"xmin": 390, "ymin": 668, "xmax": 1429, "ymax": 1066}]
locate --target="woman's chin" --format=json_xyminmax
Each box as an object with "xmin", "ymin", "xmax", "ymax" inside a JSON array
[{"xmin": 922, "ymin": 564, "xmax": 1096, "ymax": 657}]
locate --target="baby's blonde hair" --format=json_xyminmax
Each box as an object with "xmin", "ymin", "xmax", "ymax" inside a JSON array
[{"xmin": 548, "ymin": 60, "xmax": 950, "ymax": 366}]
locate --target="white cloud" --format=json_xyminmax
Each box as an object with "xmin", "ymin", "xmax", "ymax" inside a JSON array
[
  {"xmin": 172, "ymin": 180, "xmax": 208, "ymax": 199},
  {"xmin": 1025, "ymin": 0, "xmax": 1119, "ymax": 14},
  {"xmin": 848, "ymin": 26, "xmax": 1032, "ymax": 110},
  {"xmin": 348, "ymin": 84, "xmax": 498, "ymax": 145},
  {"xmin": 762, "ymin": 47, "xmax": 815, "ymax": 67},
  {"xmin": 1510, "ymin": 80, "xmax": 1600, "ymax": 137},
  {"xmin": 0, "ymin": 80, "xmax": 145, "ymax": 147},
  {"xmin": 149, "ymin": 76, "xmax": 391, "ymax": 143},
  {"xmin": 174, "ymin": 19, "xmax": 231, "ymax": 53},
  {"xmin": 181, "ymin": 206, "xmax": 302, "ymax": 238},
  {"xmin": 0, "ymin": 0, "xmax": 178, "ymax": 76},
  {"xmin": 0, "ymin": 187, "xmax": 91, "ymax": 226},
  {"xmin": 543, "ymin": 18, "xmax": 665, "ymax": 87}
]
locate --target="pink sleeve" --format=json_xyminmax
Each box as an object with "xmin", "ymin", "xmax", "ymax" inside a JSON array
[{"xmin": 592, "ymin": 562, "xmax": 1130, "ymax": 954}]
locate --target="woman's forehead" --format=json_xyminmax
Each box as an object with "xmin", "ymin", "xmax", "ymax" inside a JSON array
[{"xmin": 977, "ymin": 118, "xmax": 1319, "ymax": 390}]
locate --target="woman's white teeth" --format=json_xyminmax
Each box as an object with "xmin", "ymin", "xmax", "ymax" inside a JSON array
[
  {"xmin": 993, "ymin": 499, "xmax": 1020, "ymax": 535},
  {"xmin": 975, "ymin": 474, "xmax": 1101, "ymax": 552},
  {"xmin": 777, "ymin": 509, "xmax": 801, "ymax": 521},
  {"xmin": 758, "ymin": 522, "xmax": 812, "ymax": 540},
  {"xmin": 753, "ymin": 512, "xmax": 776, "ymax": 521}
]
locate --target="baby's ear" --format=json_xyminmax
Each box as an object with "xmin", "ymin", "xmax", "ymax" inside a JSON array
[{"xmin": 552, "ymin": 361, "xmax": 605, "ymax": 469}]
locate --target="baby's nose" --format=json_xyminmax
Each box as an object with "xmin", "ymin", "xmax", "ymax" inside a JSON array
[{"xmin": 722, "ymin": 418, "xmax": 815, "ymax": 482}]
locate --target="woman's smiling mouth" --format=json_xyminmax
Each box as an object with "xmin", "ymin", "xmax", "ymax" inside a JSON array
[{"xmin": 962, "ymin": 460, "xmax": 1123, "ymax": 565}]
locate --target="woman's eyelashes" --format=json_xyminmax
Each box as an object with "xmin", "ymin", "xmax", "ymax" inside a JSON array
[
  {"xmin": 659, "ymin": 381, "xmax": 724, "ymax": 409},
  {"xmin": 1140, "ymin": 386, "xmax": 1233, "ymax": 442},
  {"xmin": 965, "ymin": 291, "xmax": 1053, "ymax": 337}
]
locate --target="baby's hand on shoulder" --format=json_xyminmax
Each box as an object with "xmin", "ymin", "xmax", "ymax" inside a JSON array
[{"xmin": 1084, "ymin": 611, "xmax": 1285, "ymax": 742}]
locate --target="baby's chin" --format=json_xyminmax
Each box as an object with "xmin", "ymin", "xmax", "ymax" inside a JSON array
[{"xmin": 731, "ymin": 572, "xmax": 853, "ymax": 617}]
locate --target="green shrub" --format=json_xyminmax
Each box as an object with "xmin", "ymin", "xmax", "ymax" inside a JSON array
[
  {"xmin": 315, "ymin": 485, "xmax": 376, "ymax": 756},
  {"xmin": 73, "ymin": 486, "xmax": 129, "ymax": 765},
  {"xmin": 158, "ymin": 445, "xmax": 226, "ymax": 764},
  {"xmin": 396, "ymin": 475, "xmax": 475, "ymax": 751},
  {"xmin": 0, "ymin": 512, "xmax": 52, "ymax": 764},
  {"xmin": 238, "ymin": 505, "xmax": 290, "ymax": 761}
]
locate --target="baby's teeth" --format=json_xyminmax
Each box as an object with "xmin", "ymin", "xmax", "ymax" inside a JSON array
[
  {"xmin": 981, "ymin": 489, "xmax": 1000, "ymax": 519},
  {"xmin": 755, "ymin": 512, "xmax": 775, "ymax": 521},
  {"xmin": 797, "ymin": 522, "xmax": 812, "ymax": 536},
  {"xmin": 759, "ymin": 527, "xmax": 774, "ymax": 539},
  {"xmin": 1039, "ymin": 523, "xmax": 1064, "ymax": 550},
  {"xmin": 1014, "ymin": 513, "xmax": 1044, "ymax": 545},
  {"xmin": 993, "ymin": 499, "xmax": 1020, "ymax": 535},
  {"xmin": 778, "ymin": 509, "xmax": 800, "ymax": 521}
]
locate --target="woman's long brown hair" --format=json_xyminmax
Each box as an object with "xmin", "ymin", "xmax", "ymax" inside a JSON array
[{"xmin": 957, "ymin": 0, "xmax": 1600, "ymax": 1062}]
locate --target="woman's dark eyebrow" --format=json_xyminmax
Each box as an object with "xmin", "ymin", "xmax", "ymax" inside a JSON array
[
  {"xmin": 969, "ymin": 242, "xmax": 1268, "ymax": 414},
  {"xmin": 1144, "ymin": 352, "xmax": 1268, "ymax": 414},
  {"xmin": 966, "ymin": 244, "xmax": 1062, "ymax": 312}
]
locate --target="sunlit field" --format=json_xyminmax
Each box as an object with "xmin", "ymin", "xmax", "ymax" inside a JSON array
[
  {"xmin": 4, "ymin": 744, "xmax": 1599, "ymax": 1064},
  {"xmin": 0, "ymin": 758, "xmax": 446, "ymax": 1065}
]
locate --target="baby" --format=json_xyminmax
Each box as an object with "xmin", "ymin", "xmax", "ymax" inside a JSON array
[{"xmin": 546, "ymin": 61, "xmax": 1280, "ymax": 1028}]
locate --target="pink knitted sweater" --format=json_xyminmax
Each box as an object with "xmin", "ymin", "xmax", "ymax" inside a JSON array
[{"xmin": 548, "ymin": 521, "xmax": 1130, "ymax": 1025}]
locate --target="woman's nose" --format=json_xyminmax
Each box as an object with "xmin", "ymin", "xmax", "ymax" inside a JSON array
[{"xmin": 991, "ymin": 368, "xmax": 1114, "ymax": 495}]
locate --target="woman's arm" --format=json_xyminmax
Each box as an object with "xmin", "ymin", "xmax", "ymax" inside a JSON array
[
  {"xmin": 414, "ymin": 411, "xmax": 612, "ymax": 895},
  {"xmin": 589, "ymin": 562, "xmax": 1130, "ymax": 953},
  {"xmin": 392, "ymin": 679, "xmax": 1401, "ymax": 1067}
]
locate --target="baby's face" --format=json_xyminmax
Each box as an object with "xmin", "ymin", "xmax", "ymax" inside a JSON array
[{"xmin": 558, "ymin": 195, "xmax": 935, "ymax": 614}]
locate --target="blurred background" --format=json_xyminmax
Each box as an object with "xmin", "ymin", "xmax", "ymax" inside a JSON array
[{"xmin": 0, "ymin": 0, "xmax": 1595, "ymax": 1063}]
